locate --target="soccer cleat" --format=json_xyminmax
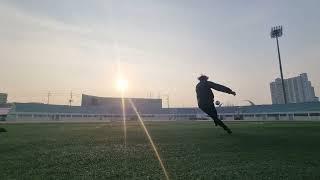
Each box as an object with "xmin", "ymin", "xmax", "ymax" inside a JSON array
[
  {"xmin": 226, "ymin": 128, "xmax": 232, "ymax": 134},
  {"xmin": 221, "ymin": 125, "xmax": 232, "ymax": 134}
]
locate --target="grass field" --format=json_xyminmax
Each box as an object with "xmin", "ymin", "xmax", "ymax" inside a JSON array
[{"xmin": 1, "ymin": 121, "xmax": 320, "ymax": 179}]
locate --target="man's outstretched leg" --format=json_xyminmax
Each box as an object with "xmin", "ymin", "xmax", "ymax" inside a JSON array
[
  {"xmin": 201, "ymin": 105, "xmax": 232, "ymax": 134},
  {"xmin": 213, "ymin": 118, "xmax": 232, "ymax": 134}
]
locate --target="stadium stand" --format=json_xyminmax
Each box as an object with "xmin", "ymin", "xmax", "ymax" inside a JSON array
[{"xmin": 4, "ymin": 101, "xmax": 320, "ymax": 122}]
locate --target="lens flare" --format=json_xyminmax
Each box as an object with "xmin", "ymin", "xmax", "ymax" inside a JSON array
[
  {"xmin": 121, "ymin": 94, "xmax": 127, "ymax": 148},
  {"xmin": 129, "ymin": 99, "xmax": 170, "ymax": 180},
  {"xmin": 117, "ymin": 79, "xmax": 128, "ymax": 92}
]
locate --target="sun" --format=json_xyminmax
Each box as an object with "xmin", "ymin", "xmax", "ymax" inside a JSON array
[{"xmin": 116, "ymin": 79, "xmax": 128, "ymax": 92}]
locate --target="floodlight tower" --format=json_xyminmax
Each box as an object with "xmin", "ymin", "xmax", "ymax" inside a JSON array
[{"xmin": 271, "ymin": 25, "xmax": 287, "ymax": 104}]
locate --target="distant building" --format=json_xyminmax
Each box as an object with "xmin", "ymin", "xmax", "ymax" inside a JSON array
[
  {"xmin": 270, "ymin": 73, "xmax": 318, "ymax": 104},
  {"xmin": 0, "ymin": 93, "xmax": 8, "ymax": 104},
  {"xmin": 81, "ymin": 94, "xmax": 162, "ymax": 114}
]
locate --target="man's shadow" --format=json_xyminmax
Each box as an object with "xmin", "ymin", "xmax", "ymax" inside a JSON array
[{"xmin": 0, "ymin": 127, "xmax": 7, "ymax": 132}]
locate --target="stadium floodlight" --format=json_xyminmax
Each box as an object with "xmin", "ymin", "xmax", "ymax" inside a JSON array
[
  {"xmin": 271, "ymin": 25, "xmax": 287, "ymax": 104},
  {"xmin": 270, "ymin": 26, "xmax": 283, "ymax": 38}
]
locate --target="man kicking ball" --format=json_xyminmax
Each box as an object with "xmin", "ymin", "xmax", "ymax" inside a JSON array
[{"xmin": 196, "ymin": 75, "xmax": 236, "ymax": 134}]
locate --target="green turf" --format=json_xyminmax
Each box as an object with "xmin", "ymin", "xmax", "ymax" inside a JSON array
[{"xmin": 1, "ymin": 121, "xmax": 320, "ymax": 179}]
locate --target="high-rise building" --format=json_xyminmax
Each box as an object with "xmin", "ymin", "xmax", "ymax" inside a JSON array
[
  {"xmin": 0, "ymin": 93, "xmax": 8, "ymax": 104},
  {"xmin": 270, "ymin": 73, "xmax": 318, "ymax": 104}
]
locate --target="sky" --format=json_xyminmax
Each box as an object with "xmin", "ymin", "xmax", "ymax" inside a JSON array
[{"xmin": 0, "ymin": 0, "xmax": 319, "ymax": 107}]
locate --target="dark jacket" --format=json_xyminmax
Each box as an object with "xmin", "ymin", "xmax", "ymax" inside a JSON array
[{"xmin": 196, "ymin": 80, "xmax": 232, "ymax": 107}]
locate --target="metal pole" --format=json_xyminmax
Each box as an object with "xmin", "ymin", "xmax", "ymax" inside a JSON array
[
  {"xmin": 276, "ymin": 36, "xmax": 287, "ymax": 104},
  {"xmin": 47, "ymin": 92, "xmax": 51, "ymax": 104}
]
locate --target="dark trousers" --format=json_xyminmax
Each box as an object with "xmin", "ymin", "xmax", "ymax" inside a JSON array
[{"xmin": 199, "ymin": 104, "xmax": 230, "ymax": 131}]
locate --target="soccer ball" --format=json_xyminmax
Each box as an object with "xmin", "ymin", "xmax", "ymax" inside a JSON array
[{"xmin": 215, "ymin": 100, "xmax": 220, "ymax": 106}]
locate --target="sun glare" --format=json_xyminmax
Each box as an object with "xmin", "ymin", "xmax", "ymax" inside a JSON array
[{"xmin": 117, "ymin": 79, "xmax": 128, "ymax": 92}]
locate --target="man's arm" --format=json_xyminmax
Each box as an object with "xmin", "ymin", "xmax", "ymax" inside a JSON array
[{"xmin": 208, "ymin": 81, "xmax": 236, "ymax": 95}]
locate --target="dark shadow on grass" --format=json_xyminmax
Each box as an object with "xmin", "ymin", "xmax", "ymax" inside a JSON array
[{"xmin": 0, "ymin": 127, "xmax": 7, "ymax": 133}]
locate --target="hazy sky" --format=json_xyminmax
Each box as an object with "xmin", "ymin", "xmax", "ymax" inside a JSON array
[{"xmin": 0, "ymin": 0, "xmax": 319, "ymax": 107}]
